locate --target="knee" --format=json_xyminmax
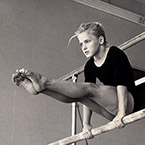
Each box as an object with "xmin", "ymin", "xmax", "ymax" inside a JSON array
[{"xmin": 84, "ymin": 83, "xmax": 98, "ymax": 96}]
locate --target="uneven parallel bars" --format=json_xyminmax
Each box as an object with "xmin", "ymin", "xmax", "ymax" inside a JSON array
[
  {"xmin": 59, "ymin": 31, "xmax": 145, "ymax": 81},
  {"xmin": 48, "ymin": 109, "xmax": 145, "ymax": 145}
]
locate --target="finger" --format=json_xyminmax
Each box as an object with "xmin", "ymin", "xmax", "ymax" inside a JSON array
[
  {"xmin": 113, "ymin": 120, "xmax": 125, "ymax": 129},
  {"xmin": 117, "ymin": 116, "xmax": 125, "ymax": 128},
  {"xmin": 121, "ymin": 116, "xmax": 125, "ymax": 125},
  {"xmin": 87, "ymin": 131, "xmax": 94, "ymax": 139},
  {"xmin": 83, "ymin": 130, "xmax": 94, "ymax": 139}
]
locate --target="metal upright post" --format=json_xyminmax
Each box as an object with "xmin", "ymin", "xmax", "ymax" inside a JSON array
[
  {"xmin": 71, "ymin": 74, "xmax": 78, "ymax": 145},
  {"xmin": 71, "ymin": 102, "xmax": 77, "ymax": 145}
]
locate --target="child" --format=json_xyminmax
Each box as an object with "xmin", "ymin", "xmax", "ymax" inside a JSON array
[{"xmin": 12, "ymin": 22, "xmax": 136, "ymax": 138}]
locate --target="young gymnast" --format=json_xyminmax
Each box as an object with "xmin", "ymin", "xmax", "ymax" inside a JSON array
[{"xmin": 12, "ymin": 22, "xmax": 136, "ymax": 138}]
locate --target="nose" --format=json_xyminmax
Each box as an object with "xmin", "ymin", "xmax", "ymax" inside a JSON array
[{"xmin": 82, "ymin": 43, "xmax": 87, "ymax": 51}]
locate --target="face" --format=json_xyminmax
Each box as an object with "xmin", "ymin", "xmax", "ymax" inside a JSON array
[{"xmin": 77, "ymin": 31, "xmax": 100, "ymax": 58}]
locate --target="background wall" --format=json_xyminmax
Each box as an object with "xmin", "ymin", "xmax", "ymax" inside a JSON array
[{"xmin": 0, "ymin": 0, "xmax": 145, "ymax": 145}]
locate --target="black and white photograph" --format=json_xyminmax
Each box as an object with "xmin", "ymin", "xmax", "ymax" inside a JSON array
[{"xmin": 0, "ymin": 0, "xmax": 145, "ymax": 145}]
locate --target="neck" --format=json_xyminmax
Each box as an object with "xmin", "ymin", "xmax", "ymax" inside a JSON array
[{"xmin": 93, "ymin": 43, "xmax": 109, "ymax": 61}]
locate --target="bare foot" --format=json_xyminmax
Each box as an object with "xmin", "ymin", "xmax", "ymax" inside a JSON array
[
  {"xmin": 12, "ymin": 71, "xmax": 38, "ymax": 95},
  {"xmin": 12, "ymin": 69, "xmax": 48, "ymax": 95},
  {"xmin": 21, "ymin": 69, "xmax": 48, "ymax": 93}
]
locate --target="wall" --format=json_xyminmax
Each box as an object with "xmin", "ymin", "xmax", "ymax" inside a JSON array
[
  {"xmin": 0, "ymin": 0, "xmax": 145, "ymax": 145},
  {"xmin": 108, "ymin": 0, "xmax": 145, "ymax": 16}
]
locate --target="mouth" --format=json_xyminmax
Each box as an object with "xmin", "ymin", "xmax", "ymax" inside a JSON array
[{"xmin": 84, "ymin": 51, "xmax": 89, "ymax": 55}]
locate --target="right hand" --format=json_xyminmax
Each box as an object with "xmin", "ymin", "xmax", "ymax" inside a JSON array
[{"xmin": 82, "ymin": 124, "xmax": 94, "ymax": 139}]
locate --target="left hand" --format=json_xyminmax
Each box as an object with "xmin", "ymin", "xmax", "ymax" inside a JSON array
[{"xmin": 112, "ymin": 112, "xmax": 126, "ymax": 129}]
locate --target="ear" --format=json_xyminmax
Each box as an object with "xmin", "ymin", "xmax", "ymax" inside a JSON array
[{"xmin": 98, "ymin": 35, "xmax": 104, "ymax": 45}]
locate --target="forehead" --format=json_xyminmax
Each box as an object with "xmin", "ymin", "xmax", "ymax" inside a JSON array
[{"xmin": 77, "ymin": 31, "xmax": 96, "ymax": 42}]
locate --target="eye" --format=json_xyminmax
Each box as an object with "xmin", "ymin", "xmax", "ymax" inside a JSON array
[
  {"xmin": 84, "ymin": 40, "xmax": 91, "ymax": 44},
  {"xmin": 79, "ymin": 43, "xmax": 82, "ymax": 47}
]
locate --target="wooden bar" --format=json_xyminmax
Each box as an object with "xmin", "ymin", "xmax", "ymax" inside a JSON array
[{"xmin": 48, "ymin": 109, "xmax": 145, "ymax": 145}]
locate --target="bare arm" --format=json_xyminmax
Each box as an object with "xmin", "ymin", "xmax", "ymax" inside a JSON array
[
  {"xmin": 117, "ymin": 85, "xmax": 127, "ymax": 116},
  {"xmin": 83, "ymin": 104, "xmax": 93, "ymax": 131},
  {"xmin": 82, "ymin": 104, "xmax": 94, "ymax": 139},
  {"xmin": 113, "ymin": 85, "xmax": 127, "ymax": 128}
]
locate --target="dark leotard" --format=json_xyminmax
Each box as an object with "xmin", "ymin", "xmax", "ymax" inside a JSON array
[{"xmin": 84, "ymin": 46, "xmax": 137, "ymax": 111}]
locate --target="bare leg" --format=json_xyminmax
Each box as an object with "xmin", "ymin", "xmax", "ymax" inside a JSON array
[
  {"xmin": 86, "ymin": 84, "xmax": 134, "ymax": 116},
  {"xmin": 81, "ymin": 98, "xmax": 114, "ymax": 120},
  {"xmin": 42, "ymin": 89, "xmax": 81, "ymax": 103},
  {"xmin": 42, "ymin": 88, "xmax": 114, "ymax": 120},
  {"xmin": 44, "ymin": 80, "xmax": 133, "ymax": 116},
  {"xmin": 12, "ymin": 69, "xmax": 133, "ymax": 119},
  {"xmin": 13, "ymin": 69, "xmax": 90, "ymax": 98}
]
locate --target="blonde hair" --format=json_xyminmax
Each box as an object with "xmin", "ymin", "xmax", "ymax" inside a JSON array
[{"xmin": 68, "ymin": 22, "xmax": 107, "ymax": 46}]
